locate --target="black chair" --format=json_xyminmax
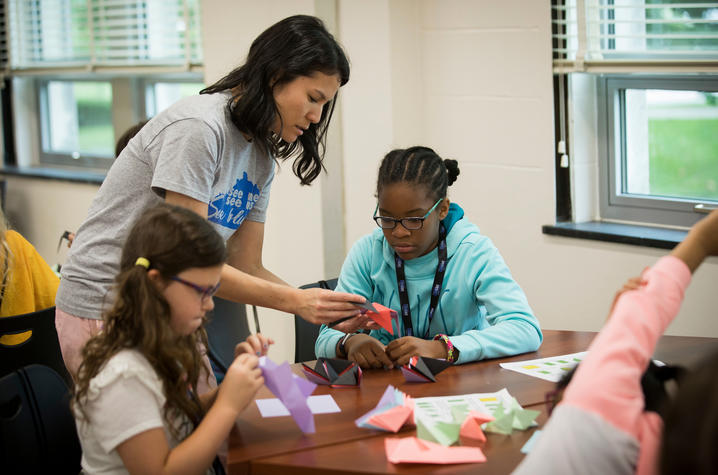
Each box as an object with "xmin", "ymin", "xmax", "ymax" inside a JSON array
[
  {"xmin": 0, "ymin": 364, "xmax": 82, "ymax": 474},
  {"xmin": 294, "ymin": 278, "xmax": 338, "ymax": 363},
  {"xmin": 0, "ymin": 306, "xmax": 72, "ymax": 386},
  {"xmin": 205, "ymin": 297, "xmax": 251, "ymax": 373}
]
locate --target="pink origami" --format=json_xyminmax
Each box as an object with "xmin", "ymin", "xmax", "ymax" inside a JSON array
[
  {"xmin": 385, "ymin": 437, "xmax": 487, "ymax": 464},
  {"xmin": 460, "ymin": 411, "xmax": 494, "ymax": 442},
  {"xmin": 356, "ymin": 385, "xmax": 414, "ymax": 433}
]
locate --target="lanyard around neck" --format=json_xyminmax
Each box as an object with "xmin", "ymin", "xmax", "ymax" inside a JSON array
[{"xmin": 394, "ymin": 223, "xmax": 448, "ymax": 338}]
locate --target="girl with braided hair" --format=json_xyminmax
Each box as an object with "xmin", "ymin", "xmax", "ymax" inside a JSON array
[{"xmin": 316, "ymin": 146, "xmax": 542, "ymax": 368}]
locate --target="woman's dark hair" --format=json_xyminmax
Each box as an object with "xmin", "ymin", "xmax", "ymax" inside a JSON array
[
  {"xmin": 660, "ymin": 350, "xmax": 718, "ymax": 475},
  {"xmin": 201, "ymin": 15, "xmax": 350, "ymax": 186},
  {"xmin": 74, "ymin": 204, "xmax": 227, "ymax": 438},
  {"xmin": 376, "ymin": 146, "xmax": 460, "ymax": 200}
]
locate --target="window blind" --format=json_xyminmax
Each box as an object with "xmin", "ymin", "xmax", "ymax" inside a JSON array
[
  {"xmin": 8, "ymin": 0, "xmax": 202, "ymax": 71},
  {"xmin": 552, "ymin": 0, "xmax": 718, "ymax": 73}
]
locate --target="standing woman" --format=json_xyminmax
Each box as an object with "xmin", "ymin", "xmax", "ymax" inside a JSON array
[{"xmin": 56, "ymin": 15, "xmax": 366, "ymax": 378}]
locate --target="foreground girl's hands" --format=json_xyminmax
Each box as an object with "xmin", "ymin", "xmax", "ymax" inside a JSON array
[
  {"xmin": 345, "ymin": 334, "xmax": 394, "ymax": 369},
  {"xmin": 216, "ymin": 353, "xmax": 264, "ymax": 415},
  {"xmin": 234, "ymin": 333, "xmax": 274, "ymax": 358},
  {"xmin": 385, "ymin": 336, "xmax": 447, "ymax": 366}
]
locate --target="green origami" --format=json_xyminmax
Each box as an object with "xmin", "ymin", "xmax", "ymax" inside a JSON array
[
  {"xmin": 416, "ymin": 418, "xmax": 461, "ymax": 446},
  {"xmin": 484, "ymin": 397, "xmax": 540, "ymax": 435}
]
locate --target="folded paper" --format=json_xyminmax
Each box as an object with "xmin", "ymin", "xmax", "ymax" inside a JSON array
[
  {"xmin": 460, "ymin": 411, "xmax": 494, "ymax": 442},
  {"xmin": 484, "ymin": 397, "xmax": 540, "ymax": 435},
  {"xmin": 355, "ymin": 385, "xmax": 414, "ymax": 433},
  {"xmin": 302, "ymin": 358, "xmax": 362, "ymax": 387},
  {"xmin": 401, "ymin": 356, "xmax": 452, "ymax": 383},
  {"xmin": 385, "ymin": 437, "xmax": 486, "ymax": 464},
  {"xmin": 258, "ymin": 356, "xmax": 317, "ymax": 433},
  {"xmin": 365, "ymin": 303, "xmax": 397, "ymax": 335}
]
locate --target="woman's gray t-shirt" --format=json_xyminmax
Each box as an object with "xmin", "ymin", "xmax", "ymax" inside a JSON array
[{"xmin": 56, "ymin": 92, "xmax": 275, "ymax": 320}]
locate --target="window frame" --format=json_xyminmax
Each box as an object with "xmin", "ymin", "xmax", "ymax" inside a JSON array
[
  {"xmin": 16, "ymin": 72, "xmax": 203, "ymax": 172},
  {"xmin": 597, "ymin": 74, "xmax": 718, "ymax": 228}
]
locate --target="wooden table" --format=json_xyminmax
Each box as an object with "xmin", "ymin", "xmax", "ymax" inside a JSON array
[{"xmin": 227, "ymin": 330, "xmax": 718, "ymax": 474}]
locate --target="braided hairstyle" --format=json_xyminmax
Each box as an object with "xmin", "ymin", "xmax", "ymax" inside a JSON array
[{"xmin": 376, "ymin": 146, "xmax": 460, "ymax": 201}]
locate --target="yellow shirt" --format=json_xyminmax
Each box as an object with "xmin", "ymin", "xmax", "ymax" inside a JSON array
[{"xmin": 0, "ymin": 230, "xmax": 60, "ymax": 345}]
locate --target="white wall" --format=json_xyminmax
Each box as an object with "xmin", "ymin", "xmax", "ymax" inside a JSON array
[{"xmin": 4, "ymin": 0, "xmax": 717, "ymax": 366}]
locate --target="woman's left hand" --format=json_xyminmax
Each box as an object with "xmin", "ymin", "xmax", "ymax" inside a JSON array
[
  {"xmin": 385, "ymin": 336, "xmax": 447, "ymax": 366},
  {"xmin": 234, "ymin": 333, "xmax": 274, "ymax": 358}
]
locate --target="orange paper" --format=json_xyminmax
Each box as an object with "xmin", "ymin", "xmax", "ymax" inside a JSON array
[
  {"xmin": 366, "ymin": 303, "xmax": 396, "ymax": 335},
  {"xmin": 385, "ymin": 437, "xmax": 487, "ymax": 464},
  {"xmin": 459, "ymin": 410, "xmax": 494, "ymax": 441},
  {"xmin": 367, "ymin": 405, "xmax": 413, "ymax": 433}
]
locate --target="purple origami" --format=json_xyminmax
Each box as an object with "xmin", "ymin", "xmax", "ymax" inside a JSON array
[{"xmin": 258, "ymin": 356, "xmax": 317, "ymax": 433}]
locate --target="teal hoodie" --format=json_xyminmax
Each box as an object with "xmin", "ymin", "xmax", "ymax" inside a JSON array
[{"xmin": 315, "ymin": 203, "xmax": 542, "ymax": 364}]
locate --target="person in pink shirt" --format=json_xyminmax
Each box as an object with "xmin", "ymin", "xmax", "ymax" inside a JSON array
[{"xmin": 514, "ymin": 208, "xmax": 718, "ymax": 475}]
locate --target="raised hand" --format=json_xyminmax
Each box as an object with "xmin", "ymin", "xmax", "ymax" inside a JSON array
[{"xmin": 671, "ymin": 209, "xmax": 718, "ymax": 273}]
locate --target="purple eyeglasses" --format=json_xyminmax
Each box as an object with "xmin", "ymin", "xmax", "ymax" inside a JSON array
[{"xmin": 170, "ymin": 276, "xmax": 220, "ymax": 302}]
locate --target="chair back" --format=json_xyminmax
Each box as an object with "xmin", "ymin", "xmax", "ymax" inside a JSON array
[
  {"xmin": 205, "ymin": 298, "xmax": 250, "ymax": 373},
  {"xmin": 0, "ymin": 364, "xmax": 81, "ymax": 474},
  {"xmin": 294, "ymin": 278, "xmax": 338, "ymax": 363},
  {"xmin": 0, "ymin": 306, "xmax": 72, "ymax": 386}
]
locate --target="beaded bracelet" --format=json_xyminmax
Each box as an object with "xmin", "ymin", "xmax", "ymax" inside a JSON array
[{"xmin": 433, "ymin": 333, "xmax": 457, "ymax": 363}]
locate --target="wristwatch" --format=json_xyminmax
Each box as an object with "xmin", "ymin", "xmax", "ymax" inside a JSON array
[{"xmin": 338, "ymin": 332, "xmax": 355, "ymax": 357}]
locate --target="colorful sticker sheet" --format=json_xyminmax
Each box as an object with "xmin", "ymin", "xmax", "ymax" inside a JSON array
[{"xmin": 499, "ymin": 352, "xmax": 587, "ymax": 382}]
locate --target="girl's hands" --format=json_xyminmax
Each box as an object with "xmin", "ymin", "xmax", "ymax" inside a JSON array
[
  {"xmin": 385, "ymin": 337, "xmax": 447, "ymax": 366},
  {"xmin": 607, "ymin": 274, "xmax": 647, "ymax": 320},
  {"xmin": 345, "ymin": 334, "xmax": 394, "ymax": 369},
  {"xmin": 216, "ymin": 353, "xmax": 263, "ymax": 415},
  {"xmin": 234, "ymin": 333, "xmax": 274, "ymax": 358},
  {"xmin": 672, "ymin": 208, "xmax": 718, "ymax": 273},
  {"xmin": 295, "ymin": 288, "xmax": 365, "ymax": 325}
]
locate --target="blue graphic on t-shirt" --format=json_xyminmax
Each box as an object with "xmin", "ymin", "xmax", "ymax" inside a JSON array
[{"xmin": 208, "ymin": 172, "xmax": 260, "ymax": 230}]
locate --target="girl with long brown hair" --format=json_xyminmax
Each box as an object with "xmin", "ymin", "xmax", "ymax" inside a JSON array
[{"xmin": 74, "ymin": 204, "xmax": 269, "ymax": 474}]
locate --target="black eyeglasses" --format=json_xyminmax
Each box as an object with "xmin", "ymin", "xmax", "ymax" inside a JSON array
[
  {"xmin": 170, "ymin": 276, "xmax": 220, "ymax": 302},
  {"xmin": 373, "ymin": 199, "xmax": 443, "ymax": 230}
]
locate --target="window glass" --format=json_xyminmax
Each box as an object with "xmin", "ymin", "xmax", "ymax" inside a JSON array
[
  {"xmin": 146, "ymin": 81, "xmax": 204, "ymax": 117},
  {"xmin": 41, "ymin": 80, "xmax": 114, "ymax": 158},
  {"xmin": 624, "ymin": 89, "xmax": 718, "ymax": 202}
]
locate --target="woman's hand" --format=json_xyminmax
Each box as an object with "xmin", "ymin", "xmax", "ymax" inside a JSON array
[
  {"xmin": 385, "ymin": 337, "xmax": 447, "ymax": 366},
  {"xmin": 295, "ymin": 288, "xmax": 366, "ymax": 325},
  {"xmin": 234, "ymin": 333, "xmax": 274, "ymax": 357},
  {"xmin": 328, "ymin": 314, "xmax": 383, "ymax": 333},
  {"xmin": 217, "ymin": 353, "xmax": 264, "ymax": 414},
  {"xmin": 345, "ymin": 334, "xmax": 394, "ymax": 369}
]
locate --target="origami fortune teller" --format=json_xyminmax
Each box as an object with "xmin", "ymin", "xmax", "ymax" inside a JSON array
[
  {"xmin": 258, "ymin": 356, "xmax": 317, "ymax": 434},
  {"xmin": 401, "ymin": 356, "xmax": 453, "ymax": 383},
  {"xmin": 301, "ymin": 358, "xmax": 362, "ymax": 387}
]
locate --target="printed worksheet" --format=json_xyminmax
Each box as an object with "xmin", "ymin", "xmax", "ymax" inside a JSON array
[
  {"xmin": 413, "ymin": 388, "xmax": 516, "ymax": 424},
  {"xmin": 499, "ymin": 352, "xmax": 587, "ymax": 382}
]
